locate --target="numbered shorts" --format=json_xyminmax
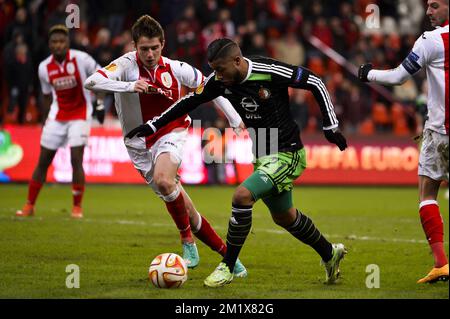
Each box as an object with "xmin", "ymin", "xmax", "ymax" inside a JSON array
[
  {"xmin": 418, "ymin": 129, "xmax": 449, "ymax": 181},
  {"xmin": 41, "ymin": 119, "xmax": 90, "ymax": 150},
  {"xmin": 126, "ymin": 129, "xmax": 188, "ymax": 196}
]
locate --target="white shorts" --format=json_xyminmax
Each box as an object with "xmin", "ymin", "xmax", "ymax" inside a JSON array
[
  {"xmin": 41, "ymin": 119, "xmax": 90, "ymax": 150},
  {"xmin": 418, "ymin": 129, "xmax": 449, "ymax": 181},
  {"xmin": 126, "ymin": 129, "xmax": 188, "ymax": 195}
]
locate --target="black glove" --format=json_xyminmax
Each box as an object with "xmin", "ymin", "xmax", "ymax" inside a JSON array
[
  {"xmin": 323, "ymin": 128, "xmax": 347, "ymax": 151},
  {"xmin": 93, "ymin": 100, "xmax": 105, "ymax": 124},
  {"xmin": 358, "ymin": 63, "xmax": 373, "ymax": 82},
  {"xmin": 125, "ymin": 123, "xmax": 155, "ymax": 139}
]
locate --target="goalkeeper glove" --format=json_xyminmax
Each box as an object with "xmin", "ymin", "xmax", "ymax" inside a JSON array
[
  {"xmin": 125, "ymin": 122, "xmax": 156, "ymax": 139},
  {"xmin": 93, "ymin": 99, "xmax": 105, "ymax": 124},
  {"xmin": 358, "ymin": 63, "xmax": 373, "ymax": 82},
  {"xmin": 323, "ymin": 128, "xmax": 347, "ymax": 151}
]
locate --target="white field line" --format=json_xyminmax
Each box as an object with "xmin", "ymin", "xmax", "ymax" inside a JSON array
[
  {"xmin": 0, "ymin": 214, "xmax": 436, "ymax": 244},
  {"xmin": 79, "ymin": 218, "xmax": 430, "ymax": 244}
]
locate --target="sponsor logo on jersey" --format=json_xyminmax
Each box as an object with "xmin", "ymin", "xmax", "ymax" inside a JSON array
[
  {"xmin": 240, "ymin": 97, "xmax": 259, "ymax": 112},
  {"xmin": 52, "ymin": 75, "xmax": 77, "ymax": 90},
  {"xmin": 147, "ymin": 85, "xmax": 173, "ymax": 100},
  {"xmin": 66, "ymin": 62, "xmax": 75, "ymax": 75},
  {"xmin": 241, "ymin": 97, "xmax": 261, "ymax": 119},
  {"xmin": 105, "ymin": 63, "xmax": 117, "ymax": 72},
  {"xmin": 49, "ymin": 70, "xmax": 59, "ymax": 77},
  {"xmin": 161, "ymin": 72, "xmax": 173, "ymax": 88},
  {"xmin": 258, "ymin": 87, "xmax": 271, "ymax": 100}
]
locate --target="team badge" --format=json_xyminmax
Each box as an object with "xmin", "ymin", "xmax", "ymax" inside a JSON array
[
  {"xmin": 161, "ymin": 72, "xmax": 173, "ymax": 88},
  {"xmin": 105, "ymin": 63, "xmax": 117, "ymax": 72},
  {"xmin": 258, "ymin": 87, "xmax": 271, "ymax": 100},
  {"xmin": 66, "ymin": 62, "xmax": 75, "ymax": 75}
]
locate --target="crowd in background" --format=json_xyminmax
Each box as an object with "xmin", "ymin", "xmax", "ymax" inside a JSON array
[{"xmin": 0, "ymin": 0, "xmax": 433, "ymax": 136}]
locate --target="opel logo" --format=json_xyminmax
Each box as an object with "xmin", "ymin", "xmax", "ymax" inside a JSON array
[{"xmin": 240, "ymin": 97, "xmax": 259, "ymax": 112}]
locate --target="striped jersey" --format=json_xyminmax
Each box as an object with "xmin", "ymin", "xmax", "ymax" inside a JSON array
[
  {"xmin": 151, "ymin": 56, "xmax": 339, "ymax": 155},
  {"xmin": 38, "ymin": 49, "xmax": 100, "ymax": 121},
  {"xmin": 402, "ymin": 21, "xmax": 449, "ymax": 135}
]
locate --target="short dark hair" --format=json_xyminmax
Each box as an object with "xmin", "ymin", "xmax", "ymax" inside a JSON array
[
  {"xmin": 207, "ymin": 38, "xmax": 240, "ymax": 62},
  {"xmin": 131, "ymin": 15, "xmax": 164, "ymax": 44},
  {"xmin": 48, "ymin": 24, "xmax": 69, "ymax": 38}
]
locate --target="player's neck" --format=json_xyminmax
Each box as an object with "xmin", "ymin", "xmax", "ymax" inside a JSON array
[{"xmin": 53, "ymin": 55, "xmax": 65, "ymax": 64}]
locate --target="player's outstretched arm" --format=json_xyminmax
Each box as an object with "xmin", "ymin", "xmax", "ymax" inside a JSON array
[
  {"xmin": 84, "ymin": 71, "xmax": 139, "ymax": 93},
  {"xmin": 126, "ymin": 73, "xmax": 222, "ymax": 139},
  {"xmin": 359, "ymin": 33, "xmax": 428, "ymax": 86},
  {"xmin": 358, "ymin": 63, "xmax": 412, "ymax": 86},
  {"xmin": 126, "ymin": 84, "xmax": 219, "ymax": 139}
]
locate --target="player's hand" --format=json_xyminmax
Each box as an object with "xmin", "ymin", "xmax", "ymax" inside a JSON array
[
  {"xmin": 233, "ymin": 121, "xmax": 246, "ymax": 136},
  {"xmin": 358, "ymin": 63, "xmax": 373, "ymax": 82},
  {"xmin": 125, "ymin": 123, "xmax": 155, "ymax": 139},
  {"xmin": 93, "ymin": 99, "xmax": 105, "ymax": 124},
  {"xmin": 323, "ymin": 128, "xmax": 347, "ymax": 151},
  {"xmin": 133, "ymin": 80, "xmax": 149, "ymax": 93}
]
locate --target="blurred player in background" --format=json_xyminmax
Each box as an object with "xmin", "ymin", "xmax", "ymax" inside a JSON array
[
  {"xmin": 359, "ymin": 0, "xmax": 449, "ymax": 283},
  {"xmin": 84, "ymin": 15, "xmax": 247, "ymax": 276},
  {"xmin": 16, "ymin": 25, "xmax": 104, "ymax": 219},
  {"xmin": 126, "ymin": 38, "xmax": 348, "ymax": 287}
]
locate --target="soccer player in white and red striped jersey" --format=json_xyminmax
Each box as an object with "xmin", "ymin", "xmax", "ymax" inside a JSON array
[
  {"xmin": 84, "ymin": 15, "xmax": 247, "ymax": 275},
  {"xmin": 359, "ymin": 0, "xmax": 449, "ymax": 283},
  {"xmin": 16, "ymin": 25, "xmax": 104, "ymax": 219}
]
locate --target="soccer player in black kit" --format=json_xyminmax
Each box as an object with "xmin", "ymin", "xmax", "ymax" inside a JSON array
[{"xmin": 127, "ymin": 38, "xmax": 348, "ymax": 287}]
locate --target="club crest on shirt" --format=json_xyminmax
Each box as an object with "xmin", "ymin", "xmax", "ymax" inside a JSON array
[
  {"xmin": 66, "ymin": 62, "xmax": 75, "ymax": 75},
  {"xmin": 161, "ymin": 72, "xmax": 172, "ymax": 88},
  {"xmin": 258, "ymin": 87, "xmax": 271, "ymax": 100},
  {"xmin": 105, "ymin": 63, "xmax": 117, "ymax": 72}
]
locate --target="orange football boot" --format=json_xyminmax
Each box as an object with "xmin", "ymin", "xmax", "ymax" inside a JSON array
[
  {"xmin": 16, "ymin": 204, "xmax": 35, "ymax": 217},
  {"xmin": 71, "ymin": 206, "xmax": 83, "ymax": 219},
  {"xmin": 417, "ymin": 264, "xmax": 449, "ymax": 283}
]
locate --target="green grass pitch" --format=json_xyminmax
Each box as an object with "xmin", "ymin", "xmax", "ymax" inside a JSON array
[{"xmin": 0, "ymin": 184, "xmax": 448, "ymax": 299}]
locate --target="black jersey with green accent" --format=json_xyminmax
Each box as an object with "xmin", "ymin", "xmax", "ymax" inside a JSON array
[{"xmin": 151, "ymin": 56, "xmax": 339, "ymax": 155}]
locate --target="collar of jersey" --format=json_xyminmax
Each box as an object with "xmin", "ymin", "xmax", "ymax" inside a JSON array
[
  {"xmin": 239, "ymin": 57, "xmax": 253, "ymax": 84},
  {"xmin": 441, "ymin": 20, "xmax": 449, "ymax": 27}
]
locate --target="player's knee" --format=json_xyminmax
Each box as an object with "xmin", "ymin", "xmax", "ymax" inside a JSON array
[
  {"xmin": 232, "ymin": 186, "xmax": 254, "ymax": 206},
  {"xmin": 271, "ymin": 208, "xmax": 297, "ymax": 227},
  {"xmin": 154, "ymin": 174, "xmax": 176, "ymax": 195}
]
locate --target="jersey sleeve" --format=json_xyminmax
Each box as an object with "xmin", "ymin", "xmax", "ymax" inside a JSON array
[
  {"xmin": 38, "ymin": 62, "xmax": 52, "ymax": 95},
  {"xmin": 401, "ymin": 33, "xmax": 430, "ymax": 75},
  {"xmin": 284, "ymin": 65, "xmax": 339, "ymax": 129},
  {"xmin": 170, "ymin": 60, "xmax": 203, "ymax": 88},
  {"xmin": 151, "ymin": 73, "xmax": 222, "ymax": 130},
  {"xmin": 84, "ymin": 56, "xmax": 136, "ymax": 93}
]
